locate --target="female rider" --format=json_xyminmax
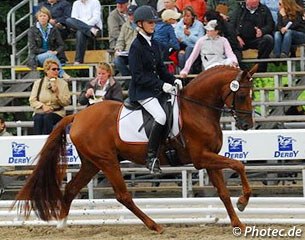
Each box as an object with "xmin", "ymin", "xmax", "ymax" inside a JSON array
[{"xmin": 128, "ymin": 5, "xmax": 183, "ymax": 174}]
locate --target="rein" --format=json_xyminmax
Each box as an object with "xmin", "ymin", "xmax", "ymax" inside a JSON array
[{"xmin": 177, "ymin": 70, "xmax": 253, "ymax": 116}]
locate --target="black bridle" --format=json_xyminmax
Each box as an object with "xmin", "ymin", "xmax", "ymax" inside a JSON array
[{"xmin": 177, "ymin": 70, "xmax": 253, "ymax": 119}]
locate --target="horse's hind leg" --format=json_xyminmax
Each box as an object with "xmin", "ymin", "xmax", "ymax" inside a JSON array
[
  {"xmin": 99, "ymin": 161, "xmax": 164, "ymax": 233},
  {"xmin": 58, "ymin": 158, "xmax": 99, "ymax": 227},
  {"xmin": 207, "ymin": 169, "xmax": 245, "ymax": 229}
]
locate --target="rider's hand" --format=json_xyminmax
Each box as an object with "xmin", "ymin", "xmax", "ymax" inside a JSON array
[
  {"xmin": 162, "ymin": 83, "xmax": 175, "ymax": 93},
  {"xmin": 174, "ymin": 79, "xmax": 183, "ymax": 90}
]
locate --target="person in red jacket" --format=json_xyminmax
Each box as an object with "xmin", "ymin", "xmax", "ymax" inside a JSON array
[{"xmin": 175, "ymin": 0, "xmax": 206, "ymax": 22}]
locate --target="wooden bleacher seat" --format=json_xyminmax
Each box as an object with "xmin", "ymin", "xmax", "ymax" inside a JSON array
[
  {"xmin": 242, "ymin": 44, "xmax": 305, "ymax": 59},
  {"xmin": 13, "ymin": 50, "xmax": 110, "ymax": 73},
  {"xmin": 65, "ymin": 49, "xmax": 110, "ymax": 64}
]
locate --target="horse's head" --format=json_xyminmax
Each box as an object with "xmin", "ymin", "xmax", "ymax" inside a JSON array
[{"xmin": 223, "ymin": 64, "xmax": 258, "ymax": 130}]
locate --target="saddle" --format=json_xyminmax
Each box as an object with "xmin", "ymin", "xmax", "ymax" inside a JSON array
[
  {"xmin": 123, "ymin": 94, "xmax": 184, "ymax": 166},
  {"xmin": 124, "ymin": 94, "xmax": 174, "ymax": 138}
]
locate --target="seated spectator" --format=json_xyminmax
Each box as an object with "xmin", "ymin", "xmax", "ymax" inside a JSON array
[
  {"xmin": 114, "ymin": 4, "xmax": 138, "ymax": 82},
  {"xmin": 180, "ymin": 20, "xmax": 238, "ymax": 77},
  {"xmin": 65, "ymin": 0, "xmax": 102, "ymax": 64},
  {"xmin": 29, "ymin": 59, "xmax": 71, "ymax": 135},
  {"xmin": 204, "ymin": 10, "xmax": 243, "ymax": 68},
  {"xmin": 79, "ymin": 62, "xmax": 123, "ymax": 106},
  {"xmin": 38, "ymin": 0, "xmax": 72, "ymax": 40},
  {"xmin": 230, "ymin": 0, "xmax": 274, "ymax": 72},
  {"xmin": 108, "ymin": 0, "xmax": 129, "ymax": 50},
  {"xmin": 158, "ymin": 0, "xmax": 180, "ymax": 21},
  {"xmin": 175, "ymin": 6, "xmax": 204, "ymax": 71},
  {"xmin": 131, "ymin": 0, "xmax": 158, "ymax": 9},
  {"xmin": 175, "ymin": 0, "xmax": 207, "ymax": 22},
  {"xmin": 271, "ymin": 0, "xmax": 305, "ymax": 58},
  {"xmin": 28, "ymin": 7, "xmax": 70, "ymax": 80},
  {"xmin": 157, "ymin": 0, "xmax": 165, "ymax": 12},
  {"xmin": 0, "ymin": 117, "xmax": 12, "ymax": 136},
  {"xmin": 206, "ymin": 0, "xmax": 238, "ymax": 21},
  {"xmin": 260, "ymin": 0, "xmax": 279, "ymax": 24},
  {"xmin": 154, "ymin": 9, "xmax": 181, "ymax": 61},
  {"xmin": 39, "ymin": 0, "xmax": 72, "ymax": 65}
]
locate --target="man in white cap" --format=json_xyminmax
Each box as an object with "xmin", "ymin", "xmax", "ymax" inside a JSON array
[{"xmin": 180, "ymin": 19, "xmax": 238, "ymax": 76}]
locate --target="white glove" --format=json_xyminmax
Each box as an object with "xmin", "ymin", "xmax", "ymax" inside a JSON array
[
  {"xmin": 174, "ymin": 79, "xmax": 183, "ymax": 90},
  {"xmin": 162, "ymin": 83, "xmax": 174, "ymax": 93}
]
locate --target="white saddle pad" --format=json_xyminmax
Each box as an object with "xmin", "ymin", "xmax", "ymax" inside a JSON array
[{"xmin": 118, "ymin": 97, "xmax": 180, "ymax": 143}]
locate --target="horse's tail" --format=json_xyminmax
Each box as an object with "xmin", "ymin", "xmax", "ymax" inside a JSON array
[{"xmin": 12, "ymin": 114, "xmax": 75, "ymax": 221}]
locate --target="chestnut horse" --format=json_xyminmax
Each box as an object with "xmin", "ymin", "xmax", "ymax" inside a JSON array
[{"xmin": 14, "ymin": 65, "xmax": 257, "ymax": 233}]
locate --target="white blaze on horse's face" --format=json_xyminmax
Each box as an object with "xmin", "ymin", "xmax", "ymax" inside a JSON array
[{"xmin": 249, "ymin": 89, "xmax": 253, "ymax": 99}]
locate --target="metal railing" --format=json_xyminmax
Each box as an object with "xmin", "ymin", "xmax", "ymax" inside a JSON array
[{"xmin": 7, "ymin": 0, "xmax": 36, "ymax": 80}]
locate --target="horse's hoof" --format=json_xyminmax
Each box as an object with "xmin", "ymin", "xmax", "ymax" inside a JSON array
[
  {"xmin": 157, "ymin": 227, "xmax": 164, "ymax": 234},
  {"xmin": 236, "ymin": 201, "xmax": 246, "ymax": 212},
  {"xmin": 154, "ymin": 225, "xmax": 164, "ymax": 234},
  {"xmin": 56, "ymin": 218, "xmax": 67, "ymax": 229}
]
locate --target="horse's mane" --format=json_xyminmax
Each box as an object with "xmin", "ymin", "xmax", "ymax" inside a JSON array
[{"xmin": 185, "ymin": 65, "xmax": 239, "ymax": 88}]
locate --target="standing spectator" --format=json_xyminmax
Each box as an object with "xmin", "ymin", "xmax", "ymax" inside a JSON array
[
  {"xmin": 29, "ymin": 59, "xmax": 71, "ymax": 135},
  {"xmin": 154, "ymin": 9, "xmax": 181, "ymax": 61},
  {"xmin": 180, "ymin": 19, "xmax": 238, "ymax": 76},
  {"xmin": 0, "ymin": 117, "xmax": 11, "ymax": 136},
  {"xmin": 175, "ymin": 0, "xmax": 207, "ymax": 22},
  {"xmin": 65, "ymin": 0, "xmax": 102, "ymax": 64},
  {"xmin": 108, "ymin": 0, "xmax": 129, "ymax": 50},
  {"xmin": 230, "ymin": 0, "xmax": 274, "ymax": 72},
  {"xmin": 272, "ymin": 0, "xmax": 305, "ymax": 58},
  {"xmin": 175, "ymin": 6, "xmax": 204, "ymax": 71},
  {"xmin": 206, "ymin": 0, "xmax": 238, "ymax": 21},
  {"xmin": 204, "ymin": 10, "xmax": 243, "ymax": 68},
  {"xmin": 79, "ymin": 62, "xmax": 123, "ymax": 106},
  {"xmin": 114, "ymin": 4, "xmax": 138, "ymax": 81},
  {"xmin": 28, "ymin": 7, "xmax": 70, "ymax": 80}
]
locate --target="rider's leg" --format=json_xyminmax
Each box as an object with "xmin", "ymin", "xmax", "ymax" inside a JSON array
[{"xmin": 138, "ymin": 97, "xmax": 166, "ymax": 174}]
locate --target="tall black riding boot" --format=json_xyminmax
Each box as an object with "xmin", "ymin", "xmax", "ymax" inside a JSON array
[{"xmin": 146, "ymin": 122, "xmax": 164, "ymax": 174}]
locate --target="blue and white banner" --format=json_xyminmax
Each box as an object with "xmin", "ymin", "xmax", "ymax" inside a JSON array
[
  {"xmin": 0, "ymin": 129, "xmax": 305, "ymax": 166},
  {"xmin": 221, "ymin": 129, "xmax": 305, "ymax": 161},
  {"xmin": 0, "ymin": 135, "xmax": 80, "ymax": 166}
]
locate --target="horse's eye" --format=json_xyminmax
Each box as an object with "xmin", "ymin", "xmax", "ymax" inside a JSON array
[{"xmin": 237, "ymin": 95, "xmax": 246, "ymax": 102}]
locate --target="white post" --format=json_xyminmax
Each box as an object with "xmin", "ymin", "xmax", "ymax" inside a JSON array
[{"xmin": 181, "ymin": 170, "xmax": 187, "ymax": 198}]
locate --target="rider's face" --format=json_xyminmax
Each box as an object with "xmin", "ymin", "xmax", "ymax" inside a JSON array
[{"xmin": 142, "ymin": 21, "xmax": 156, "ymax": 34}]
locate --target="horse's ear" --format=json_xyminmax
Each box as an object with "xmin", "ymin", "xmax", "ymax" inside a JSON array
[{"xmin": 248, "ymin": 64, "xmax": 259, "ymax": 76}]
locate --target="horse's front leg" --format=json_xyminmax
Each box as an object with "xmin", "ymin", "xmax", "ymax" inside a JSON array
[
  {"xmin": 100, "ymin": 162, "xmax": 164, "ymax": 234},
  {"xmin": 206, "ymin": 169, "xmax": 244, "ymax": 229},
  {"xmin": 193, "ymin": 152, "xmax": 251, "ymax": 214}
]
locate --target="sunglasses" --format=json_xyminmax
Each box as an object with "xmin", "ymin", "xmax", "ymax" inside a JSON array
[{"xmin": 50, "ymin": 68, "xmax": 60, "ymax": 71}]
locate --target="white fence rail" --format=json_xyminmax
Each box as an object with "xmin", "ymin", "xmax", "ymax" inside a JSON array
[{"xmin": 2, "ymin": 197, "xmax": 305, "ymax": 226}]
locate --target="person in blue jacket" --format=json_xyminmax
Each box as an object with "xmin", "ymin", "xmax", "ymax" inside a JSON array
[{"xmin": 128, "ymin": 5, "xmax": 183, "ymax": 174}]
